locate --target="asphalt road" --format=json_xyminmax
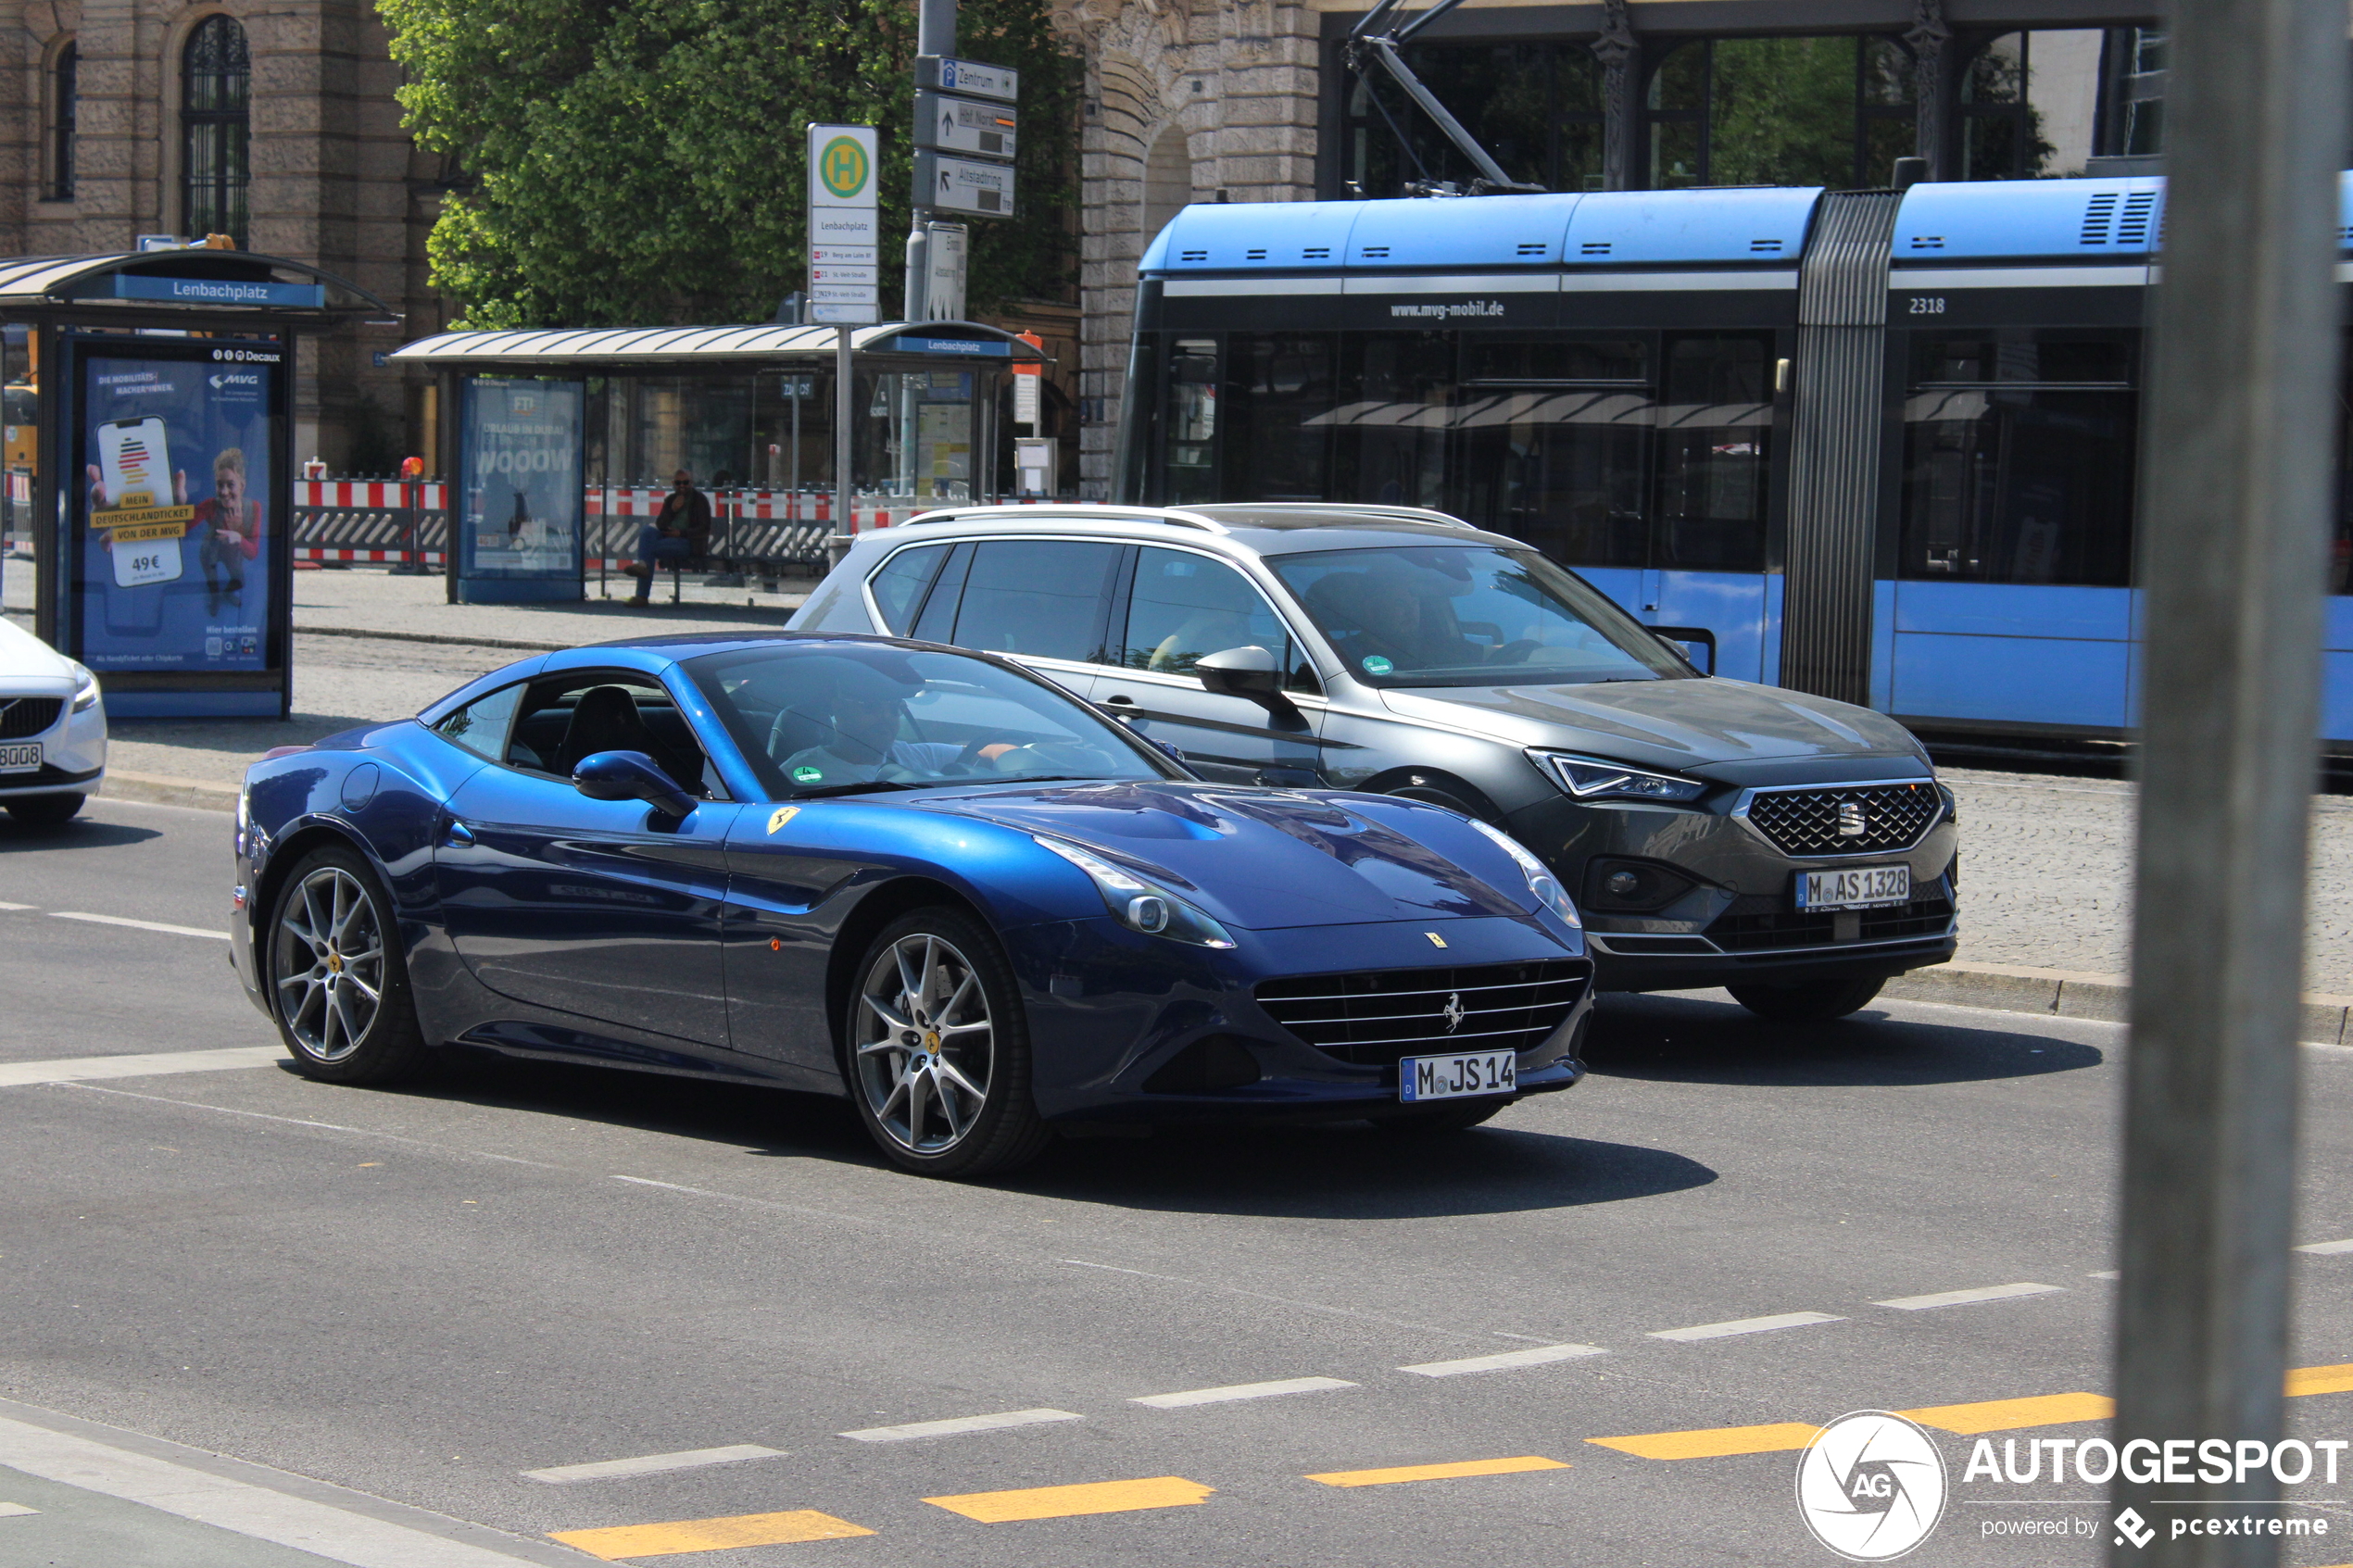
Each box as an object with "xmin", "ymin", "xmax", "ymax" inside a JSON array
[{"xmin": 3, "ymin": 797, "xmax": 2352, "ymax": 1567}]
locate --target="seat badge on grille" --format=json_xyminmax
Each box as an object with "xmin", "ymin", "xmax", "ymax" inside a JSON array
[
  {"xmin": 1441, "ymin": 992, "xmax": 1466, "ymax": 1034},
  {"xmin": 1836, "ymin": 800, "xmax": 1867, "ymax": 837},
  {"xmin": 1425, "ymin": 932, "xmax": 1447, "ymax": 948}
]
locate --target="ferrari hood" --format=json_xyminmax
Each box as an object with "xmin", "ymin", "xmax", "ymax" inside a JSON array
[
  {"xmin": 1378, "ymin": 675, "xmax": 1923, "ymax": 770},
  {"xmin": 922, "ymin": 781, "xmax": 1529, "ymax": 931}
]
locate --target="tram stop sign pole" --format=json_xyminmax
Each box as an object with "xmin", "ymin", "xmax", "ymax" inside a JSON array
[{"xmin": 2113, "ymin": 0, "xmax": 2345, "ymax": 1551}]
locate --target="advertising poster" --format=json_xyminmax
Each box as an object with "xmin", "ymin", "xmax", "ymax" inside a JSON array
[
  {"xmin": 460, "ymin": 379, "xmax": 583, "ymax": 580},
  {"xmin": 77, "ymin": 348, "xmax": 277, "ymax": 673}
]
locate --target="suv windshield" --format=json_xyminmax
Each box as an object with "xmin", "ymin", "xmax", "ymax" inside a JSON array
[
  {"xmin": 1266, "ymin": 546, "xmax": 1692, "ymax": 687},
  {"xmin": 684, "ymin": 642, "xmax": 1181, "ymax": 799}
]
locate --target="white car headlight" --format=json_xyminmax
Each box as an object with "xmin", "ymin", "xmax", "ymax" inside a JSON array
[
  {"xmin": 1465, "ymin": 817, "xmax": 1582, "ymax": 929},
  {"xmin": 1531, "ymin": 750, "xmax": 1706, "ymax": 804},
  {"xmin": 69, "ymin": 663, "xmax": 100, "ymax": 713},
  {"xmin": 1034, "ymin": 835, "xmax": 1237, "ymax": 949}
]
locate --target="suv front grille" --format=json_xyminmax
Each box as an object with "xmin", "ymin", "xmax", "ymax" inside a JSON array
[
  {"xmin": 1743, "ymin": 782, "xmax": 1941, "ymax": 857},
  {"xmin": 1255, "ymin": 960, "xmax": 1591, "ymax": 1068},
  {"xmin": 0, "ymin": 697, "xmax": 63, "ymax": 739},
  {"xmin": 1705, "ymin": 886, "xmax": 1957, "ymax": 952}
]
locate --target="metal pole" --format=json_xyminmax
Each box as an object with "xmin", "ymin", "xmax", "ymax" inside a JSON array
[
  {"xmin": 904, "ymin": 0, "xmax": 956, "ymax": 322},
  {"xmin": 832, "ymin": 325, "xmax": 854, "ymax": 565},
  {"xmin": 2111, "ymin": 0, "xmax": 2345, "ymax": 1554}
]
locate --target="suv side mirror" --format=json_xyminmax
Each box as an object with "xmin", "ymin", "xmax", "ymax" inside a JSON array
[
  {"xmin": 1197, "ymin": 645, "xmax": 1299, "ymax": 718},
  {"xmin": 573, "ymin": 749, "xmax": 696, "ymax": 819}
]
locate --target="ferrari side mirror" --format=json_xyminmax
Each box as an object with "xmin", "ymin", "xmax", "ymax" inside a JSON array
[{"xmin": 573, "ymin": 750, "xmax": 695, "ymax": 819}]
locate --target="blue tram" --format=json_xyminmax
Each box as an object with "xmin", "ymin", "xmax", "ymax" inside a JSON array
[{"xmin": 1114, "ymin": 177, "xmax": 2353, "ymax": 750}]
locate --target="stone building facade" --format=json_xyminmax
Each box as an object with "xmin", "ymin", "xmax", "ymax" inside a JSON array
[{"xmin": 0, "ymin": 0, "xmax": 446, "ymax": 468}]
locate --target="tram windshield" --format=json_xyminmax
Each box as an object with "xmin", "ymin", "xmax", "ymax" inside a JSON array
[{"xmin": 1266, "ymin": 545, "xmax": 1692, "ymax": 688}]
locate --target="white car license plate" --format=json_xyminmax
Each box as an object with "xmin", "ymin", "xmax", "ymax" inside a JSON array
[
  {"xmin": 1795, "ymin": 864, "xmax": 1910, "ymax": 911},
  {"xmin": 1399, "ymin": 1047, "xmax": 1516, "ymax": 1103},
  {"xmin": 0, "ymin": 741, "xmax": 39, "ymax": 774}
]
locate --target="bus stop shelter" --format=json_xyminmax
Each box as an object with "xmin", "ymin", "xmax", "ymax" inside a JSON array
[
  {"xmin": 387, "ymin": 321, "xmax": 1048, "ymax": 604},
  {"xmin": 4, "ymin": 249, "xmax": 396, "ymax": 717}
]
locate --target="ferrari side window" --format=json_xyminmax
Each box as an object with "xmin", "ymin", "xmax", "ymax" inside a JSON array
[
  {"xmin": 432, "ymin": 683, "xmax": 525, "ymax": 761},
  {"xmin": 505, "ymin": 673, "xmax": 711, "ymax": 795}
]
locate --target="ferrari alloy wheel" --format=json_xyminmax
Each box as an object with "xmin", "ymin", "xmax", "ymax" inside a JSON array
[
  {"xmin": 848, "ymin": 909, "xmax": 1050, "ymax": 1178},
  {"xmin": 266, "ymin": 847, "xmax": 429, "ymax": 1084}
]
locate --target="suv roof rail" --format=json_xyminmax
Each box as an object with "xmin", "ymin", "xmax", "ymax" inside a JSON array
[
  {"xmin": 899, "ymin": 503, "xmax": 1230, "ymax": 534},
  {"xmin": 1211, "ymin": 502, "xmax": 1478, "ymax": 531}
]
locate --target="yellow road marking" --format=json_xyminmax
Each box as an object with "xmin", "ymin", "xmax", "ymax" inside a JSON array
[
  {"xmin": 1900, "ymin": 1393, "xmax": 2115, "ymax": 1434},
  {"xmin": 1588, "ymin": 1423, "xmax": 1824, "ymax": 1460},
  {"xmin": 2289, "ymin": 1363, "xmax": 2353, "ymax": 1397},
  {"xmin": 924, "ymin": 1476, "xmax": 1213, "ymax": 1523},
  {"xmin": 1308, "ymin": 1456, "xmax": 1568, "ymax": 1487},
  {"xmin": 549, "ymin": 1510, "xmax": 873, "ymax": 1560}
]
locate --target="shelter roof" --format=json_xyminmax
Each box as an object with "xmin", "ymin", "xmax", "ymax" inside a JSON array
[
  {"xmin": 0, "ymin": 250, "xmax": 397, "ymax": 326},
  {"xmin": 389, "ymin": 320, "xmax": 1047, "ymax": 368}
]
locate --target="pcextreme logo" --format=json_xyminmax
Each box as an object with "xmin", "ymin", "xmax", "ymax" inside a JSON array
[
  {"xmin": 1795, "ymin": 1412, "xmax": 1947, "ymax": 1562},
  {"xmin": 819, "ymin": 135, "xmax": 870, "ymax": 200}
]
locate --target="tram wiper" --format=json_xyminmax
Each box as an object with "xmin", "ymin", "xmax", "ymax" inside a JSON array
[{"xmin": 1344, "ymin": 0, "xmax": 1545, "ymax": 197}]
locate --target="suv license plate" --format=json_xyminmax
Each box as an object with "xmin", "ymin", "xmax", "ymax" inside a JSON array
[
  {"xmin": 1399, "ymin": 1048, "xmax": 1516, "ymax": 1103},
  {"xmin": 1795, "ymin": 864, "xmax": 1910, "ymax": 911},
  {"xmin": 0, "ymin": 742, "xmax": 39, "ymax": 774}
]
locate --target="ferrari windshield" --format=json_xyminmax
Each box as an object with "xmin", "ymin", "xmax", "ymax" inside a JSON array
[
  {"xmin": 1266, "ymin": 546, "xmax": 1692, "ymax": 687},
  {"xmin": 685, "ymin": 642, "xmax": 1176, "ymax": 799}
]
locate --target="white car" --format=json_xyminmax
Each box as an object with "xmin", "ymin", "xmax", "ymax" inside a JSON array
[{"xmin": 0, "ymin": 617, "xmax": 105, "ymax": 826}]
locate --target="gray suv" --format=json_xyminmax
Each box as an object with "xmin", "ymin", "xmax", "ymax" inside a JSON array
[{"xmin": 791, "ymin": 503, "xmax": 1957, "ymax": 1022}]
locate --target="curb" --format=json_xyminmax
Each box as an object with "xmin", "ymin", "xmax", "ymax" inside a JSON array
[
  {"xmin": 99, "ymin": 769, "xmax": 241, "ymax": 813},
  {"xmin": 1884, "ymin": 961, "xmax": 2353, "ymax": 1047}
]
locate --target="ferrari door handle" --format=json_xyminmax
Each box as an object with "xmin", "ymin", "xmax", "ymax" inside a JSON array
[{"xmin": 444, "ymin": 819, "xmax": 475, "ymax": 847}]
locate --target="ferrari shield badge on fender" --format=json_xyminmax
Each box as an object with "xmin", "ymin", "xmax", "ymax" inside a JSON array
[{"xmin": 766, "ymin": 806, "xmax": 800, "ymax": 835}]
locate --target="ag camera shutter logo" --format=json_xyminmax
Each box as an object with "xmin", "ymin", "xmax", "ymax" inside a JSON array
[{"xmin": 1795, "ymin": 1411, "xmax": 1948, "ymax": 1561}]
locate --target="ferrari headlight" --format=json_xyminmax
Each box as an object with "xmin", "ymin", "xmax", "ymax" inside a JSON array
[
  {"xmin": 1531, "ymin": 750, "xmax": 1706, "ymax": 804},
  {"xmin": 1464, "ymin": 818, "xmax": 1581, "ymax": 929},
  {"xmin": 1034, "ymin": 835, "xmax": 1237, "ymax": 949},
  {"xmin": 69, "ymin": 662, "xmax": 99, "ymax": 713}
]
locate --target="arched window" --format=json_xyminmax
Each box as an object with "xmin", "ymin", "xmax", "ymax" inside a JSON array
[
  {"xmin": 1141, "ymin": 124, "xmax": 1191, "ymax": 245},
  {"xmin": 182, "ymin": 15, "xmax": 250, "ymax": 245},
  {"xmin": 49, "ymin": 42, "xmax": 76, "ymax": 201}
]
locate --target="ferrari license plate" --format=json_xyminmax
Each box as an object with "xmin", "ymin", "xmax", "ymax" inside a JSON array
[
  {"xmin": 0, "ymin": 741, "xmax": 39, "ymax": 774},
  {"xmin": 1399, "ymin": 1047, "xmax": 1516, "ymax": 1103},
  {"xmin": 1795, "ymin": 864, "xmax": 1910, "ymax": 911}
]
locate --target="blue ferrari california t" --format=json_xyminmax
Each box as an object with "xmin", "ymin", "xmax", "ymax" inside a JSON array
[{"xmin": 230, "ymin": 634, "xmax": 1592, "ymax": 1176}]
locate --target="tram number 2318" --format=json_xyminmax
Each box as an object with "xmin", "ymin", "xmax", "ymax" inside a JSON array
[{"xmin": 1906, "ymin": 296, "xmax": 1947, "ymax": 315}]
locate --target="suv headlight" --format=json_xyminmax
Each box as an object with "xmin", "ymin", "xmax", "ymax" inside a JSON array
[
  {"xmin": 69, "ymin": 662, "xmax": 100, "ymax": 713},
  {"xmin": 1531, "ymin": 750, "xmax": 1706, "ymax": 804},
  {"xmin": 1034, "ymin": 835, "xmax": 1237, "ymax": 949},
  {"xmin": 1464, "ymin": 817, "xmax": 1581, "ymax": 929}
]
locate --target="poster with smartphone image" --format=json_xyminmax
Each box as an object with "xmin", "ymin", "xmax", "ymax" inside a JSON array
[{"xmin": 77, "ymin": 346, "xmax": 278, "ymax": 672}]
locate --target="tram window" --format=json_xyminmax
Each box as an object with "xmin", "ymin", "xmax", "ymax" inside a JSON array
[
  {"xmin": 1224, "ymin": 333, "xmax": 1336, "ymax": 500},
  {"xmin": 2333, "ymin": 331, "xmax": 2353, "ymax": 594},
  {"xmin": 1899, "ymin": 331, "xmax": 2136, "ymax": 587},
  {"xmin": 1163, "ymin": 338, "xmax": 1219, "ymax": 505},
  {"xmin": 1655, "ymin": 334, "xmax": 1771, "ymax": 571},
  {"xmin": 1329, "ymin": 332, "xmax": 1454, "ymax": 509},
  {"xmin": 1453, "ymin": 337, "xmax": 1652, "ymax": 569}
]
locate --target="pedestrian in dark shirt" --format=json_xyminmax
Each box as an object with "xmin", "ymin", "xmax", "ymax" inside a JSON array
[{"xmin": 625, "ymin": 470, "xmax": 712, "ymax": 605}]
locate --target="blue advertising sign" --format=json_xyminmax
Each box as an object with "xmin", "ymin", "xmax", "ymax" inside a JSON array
[
  {"xmin": 75, "ymin": 347, "xmax": 279, "ymax": 676},
  {"xmin": 455, "ymin": 379, "xmax": 583, "ymax": 602},
  {"xmin": 84, "ymin": 274, "xmax": 327, "ymax": 309}
]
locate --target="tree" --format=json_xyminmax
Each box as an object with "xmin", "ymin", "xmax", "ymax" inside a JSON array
[{"xmin": 380, "ymin": 0, "xmax": 1078, "ymax": 328}]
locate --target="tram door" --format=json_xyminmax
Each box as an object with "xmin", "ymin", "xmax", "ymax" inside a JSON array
[{"xmin": 1888, "ymin": 330, "xmax": 2138, "ymax": 733}]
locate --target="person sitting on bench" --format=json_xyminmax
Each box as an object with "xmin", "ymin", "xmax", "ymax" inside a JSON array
[{"xmin": 624, "ymin": 470, "xmax": 713, "ymax": 605}]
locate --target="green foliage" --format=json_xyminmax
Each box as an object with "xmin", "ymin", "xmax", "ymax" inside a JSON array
[{"xmin": 381, "ymin": 0, "xmax": 1078, "ymax": 328}]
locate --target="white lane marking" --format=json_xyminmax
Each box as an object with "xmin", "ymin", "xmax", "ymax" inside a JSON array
[
  {"xmin": 1399, "ymin": 1344, "xmax": 1606, "ymax": 1377},
  {"xmin": 0, "ymin": 901, "xmax": 34, "ymax": 911},
  {"xmin": 2296, "ymin": 1239, "xmax": 2353, "ymax": 1255},
  {"xmin": 0, "ymin": 1047, "xmax": 283, "ymax": 1088},
  {"xmin": 2089, "ymin": 1271, "xmax": 2121, "ymax": 1280},
  {"xmin": 522, "ymin": 1444, "xmax": 784, "ymax": 1484},
  {"xmin": 50, "ymin": 911, "xmax": 229, "ymax": 941},
  {"xmin": 838, "ymin": 1409, "xmax": 1082, "ymax": 1443},
  {"xmin": 1649, "ymin": 1311, "xmax": 1845, "ymax": 1343},
  {"xmin": 0, "ymin": 1413, "xmax": 549, "ymax": 1566},
  {"xmin": 1131, "ymin": 1376, "xmax": 1357, "ymax": 1409},
  {"xmin": 1873, "ymin": 1282, "xmax": 2063, "ymax": 1311},
  {"xmin": 0, "ymin": 1501, "xmax": 36, "ymax": 1516}
]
